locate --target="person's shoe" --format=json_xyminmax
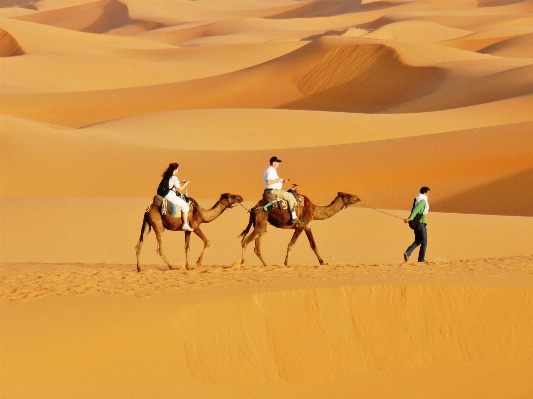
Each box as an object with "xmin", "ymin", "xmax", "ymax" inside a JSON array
[
  {"xmin": 403, "ymin": 253, "xmax": 410, "ymax": 262},
  {"xmin": 289, "ymin": 218, "xmax": 301, "ymax": 226},
  {"xmin": 182, "ymin": 224, "xmax": 194, "ymax": 232}
]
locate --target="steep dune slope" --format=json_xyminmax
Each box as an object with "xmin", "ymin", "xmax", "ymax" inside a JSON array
[
  {"xmin": 0, "ymin": 28, "xmax": 23, "ymax": 56},
  {"xmin": 285, "ymin": 43, "xmax": 445, "ymax": 113}
]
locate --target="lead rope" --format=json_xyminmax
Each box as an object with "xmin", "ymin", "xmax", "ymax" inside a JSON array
[
  {"xmin": 238, "ymin": 202, "xmax": 252, "ymax": 212},
  {"xmin": 357, "ymin": 203, "xmax": 404, "ymax": 220}
]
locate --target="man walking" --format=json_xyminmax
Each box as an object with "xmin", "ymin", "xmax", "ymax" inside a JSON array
[
  {"xmin": 403, "ymin": 187, "xmax": 430, "ymax": 262},
  {"xmin": 264, "ymin": 156, "xmax": 300, "ymax": 224}
]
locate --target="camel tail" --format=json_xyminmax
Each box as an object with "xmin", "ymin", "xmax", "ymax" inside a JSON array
[
  {"xmin": 138, "ymin": 211, "xmax": 152, "ymax": 243},
  {"xmin": 238, "ymin": 210, "xmax": 255, "ymax": 240}
]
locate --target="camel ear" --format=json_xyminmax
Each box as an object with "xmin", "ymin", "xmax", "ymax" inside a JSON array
[
  {"xmin": 221, "ymin": 193, "xmax": 229, "ymax": 200},
  {"xmin": 338, "ymin": 192, "xmax": 344, "ymax": 197}
]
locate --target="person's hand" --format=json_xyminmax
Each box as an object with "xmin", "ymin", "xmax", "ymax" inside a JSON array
[
  {"xmin": 283, "ymin": 178, "xmax": 291, "ymax": 183},
  {"xmin": 404, "ymin": 219, "xmax": 410, "ymax": 223}
]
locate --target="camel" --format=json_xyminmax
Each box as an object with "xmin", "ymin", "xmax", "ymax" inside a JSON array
[
  {"xmin": 135, "ymin": 193, "xmax": 243, "ymax": 272},
  {"xmin": 239, "ymin": 191, "xmax": 360, "ymax": 267}
]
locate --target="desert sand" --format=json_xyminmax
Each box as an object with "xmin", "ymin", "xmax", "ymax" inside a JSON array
[{"xmin": 1, "ymin": 0, "xmax": 533, "ymax": 397}]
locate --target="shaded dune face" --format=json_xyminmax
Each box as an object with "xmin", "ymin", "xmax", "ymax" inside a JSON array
[
  {"xmin": 287, "ymin": 44, "xmax": 445, "ymax": 113},
  {"xmin": 176, "ymin": 285, "xmax": 533, "ymax": 385},
  {"xmin": 0, "ymin": 29, "xmax": 24, "ymax": 57}
]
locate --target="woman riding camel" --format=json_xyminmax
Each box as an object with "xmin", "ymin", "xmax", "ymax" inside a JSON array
[{"xmin": 157, "ymin": 162, "xmax": 193, "ymax": 232}]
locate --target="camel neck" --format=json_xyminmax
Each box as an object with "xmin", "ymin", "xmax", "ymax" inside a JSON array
[
  {"xmin": 197, "ymin": 200, "xmax": 227, "ymax": 223},
  {"xmin": 313, "ymin": 196, "xmax": 345, "ymax": 220}
]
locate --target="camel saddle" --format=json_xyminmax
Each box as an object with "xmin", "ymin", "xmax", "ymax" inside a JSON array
[
  {"xmin": 262, "ymin": 190, "xmax": 304, "ymax": 211},
  {"xmin": 149, "ymin": 195, "xmax": 193, "ymax": 217}
]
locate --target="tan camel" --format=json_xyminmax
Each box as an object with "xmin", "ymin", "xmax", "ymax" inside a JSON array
[
  {"xmin": 135, "ymin": 193, "xmax": 243, "ymax": 272},
  {"xmin": 239, "ymin": 192, "xmax": 360, "ymax": 266}
]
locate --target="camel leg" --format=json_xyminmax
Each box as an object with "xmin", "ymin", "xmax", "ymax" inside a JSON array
[
  {"xmin": 304, "ymin": 226, "xmax": 327, "ymax": 265},
  {"xmin": 284, "ymin": 226, "xmax": 304, "ymax": 267},
  {"xmin": 193, "ymin": 227, "xmax": 211, "ymax": 267},
  {"xmin": 241, "ymin": 228, "xmax": 265, "ymax": 266},
  {"xmin": 154, "ymin": 229, "xmax": 174, "ymax": 270},
  {"xmin": 184, "ymin": 231, "xmax": 192, "ymax": 270},
  {"xmin": 135, "ymin": 214, "xmax": 152, "ymax": 272},
  {"xmin": 135, "ymin": 240, "xmax": 143, "ymax": 272},
  {"xmin": 254, "ymin": 235, "xmax": 268, "ymax": 267},
  {"xmin": 135, "ymin": 229, "xmax": 149, "ymax": 273}
]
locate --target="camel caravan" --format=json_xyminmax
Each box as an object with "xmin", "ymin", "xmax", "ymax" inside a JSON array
[{"xmin": 135, "ymin": 158, "xmax": 360, "ymax": 272}]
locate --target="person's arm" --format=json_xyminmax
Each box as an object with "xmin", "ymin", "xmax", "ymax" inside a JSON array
[
  {"xmin": 266, "ymin": 177, "xmax": 290, "ymax": 185},
  {"xmin": 406, "ymin": 200, "xmax": 426, "ymax": 221},
  {"xmin": 177, "ymin": 180, "xmax": 189, "ymax": 193}
]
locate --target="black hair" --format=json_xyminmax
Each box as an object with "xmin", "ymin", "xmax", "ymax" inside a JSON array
[
  {"xmin": 162, "ymin": 162, "xmax": 179, "ymax": 178},
  {"xmin": 420, "ymin": 186, "xmax": 430, "ymax": 194}
]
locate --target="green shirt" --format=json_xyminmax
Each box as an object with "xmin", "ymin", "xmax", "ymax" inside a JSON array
[{"xmin": 409, "ymin": 199, "xmax": 427, "ymax": 224}]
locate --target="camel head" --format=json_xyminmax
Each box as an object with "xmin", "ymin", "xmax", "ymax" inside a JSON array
[
  {"xmin": 338, "ymin": 192, "xmax": 361, "ymax": 207},
  {"xmin": 220, "ymin": 193, "xmax": 244, "ymax": 208}
]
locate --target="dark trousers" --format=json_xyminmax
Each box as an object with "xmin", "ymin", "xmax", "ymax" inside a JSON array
[{"xmin": 405, "ymin": 223, "xmax": 427, "ymax": 262}]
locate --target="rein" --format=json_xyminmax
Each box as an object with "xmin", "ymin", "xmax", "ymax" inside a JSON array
[
  {"xmin": 237, "ymin": 202, "xmax": 254, "ymax": 212},
  {"xmin": 357, "ymin": 203, "xmax": 404, "ymax": 220}
]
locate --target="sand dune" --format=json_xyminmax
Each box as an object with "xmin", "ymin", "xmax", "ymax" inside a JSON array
[
  {"xmin": 1, "ymin": 256, "xmax": 533, "ymax": 397},
  {"xmin": 0, "ymin": 27, "xmax": 23, "ymax": 56},
  {"xmin": 479, "ymin": 31, "xmax": 533, "ymax": 57},
  {"xmin": 3, "ymin": 114, "xmax": 532, "ymax": 215},
  {"xmin": 363, "ymin": 20, "xmax": 473, "ymax": 42},
  {"xmin": 438, "ymin": 24, "xmax": 533, "ymax": 51},
  {"xmin": 1, "ymin": 0, "xmax": 533, "ymax": 397},
  {"xmin": 388, "ymin": 66, "xmax": 533, "ymax": 113},
  {"xmin": 2, "ymin": 34, "xmax": 532, "ymax": 125}
]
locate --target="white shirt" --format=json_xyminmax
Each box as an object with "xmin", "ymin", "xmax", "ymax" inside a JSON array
[
  {"xmin": 415, "ymin": 193, "xmax": 430, "ymax": 215},
  {"xmin": 264, "ymin": 166, "xmax": 282, "ymax": 189},
  {"xmin": 165, "ymin": 176, "xmax": 181, "ymax": 199}
]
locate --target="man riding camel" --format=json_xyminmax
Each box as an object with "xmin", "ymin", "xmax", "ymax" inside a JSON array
[{"xmin": 263, "ymin": 156, "xmax": 300, "ymax": 225}]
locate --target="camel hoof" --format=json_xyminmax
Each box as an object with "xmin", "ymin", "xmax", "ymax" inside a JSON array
[
  {"xmin": 176, "ymin": 266, "xmax": 188, "ymax": 272},
  {"xmin": 231, "ymin": 261, "xmax": 242, "ymax": 269},
  {"xmin": 320, "ymin": 261, "xmax": 328, "ymax": 266}
]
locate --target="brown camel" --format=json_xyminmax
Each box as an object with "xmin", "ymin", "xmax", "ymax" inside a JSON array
[
  {"xmin": 135, "ymin": 193, "xmax": 243, "ymax": 272},
  {"xmin": 239, "ymin": 192, "xmax": 361, "ymax": 267}
]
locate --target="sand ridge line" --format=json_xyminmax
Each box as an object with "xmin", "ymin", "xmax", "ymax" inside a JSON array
[{"xmin": 1, "ymin": 255, "xmax": 532, "ymax": 302}]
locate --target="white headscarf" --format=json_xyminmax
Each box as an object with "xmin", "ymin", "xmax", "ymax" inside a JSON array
[{"xmin": 415, "ymin": 193, "xmax": 429, "ymax": 215}]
